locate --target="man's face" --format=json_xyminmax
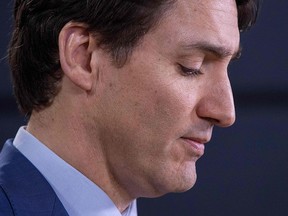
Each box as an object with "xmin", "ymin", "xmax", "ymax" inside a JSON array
[{"xmin": 90, "ymin": 0, "xmax": 240, "ymax": 198}]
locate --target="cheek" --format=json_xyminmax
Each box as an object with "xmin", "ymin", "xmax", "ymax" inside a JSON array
[
  {"xmin": 97, "ymin": 74, "xmax": 201, "ymax": 195},
  {"xmin": 147, "ymin": 83, "xmax": 197, "ymax": 134},
  {"xmin": 104, "ymin": 83, "xmax": 186, "ymax": 159},
  {"xmin": 128, "ymin": 84, "xmax": 196, "ymax": 164}
]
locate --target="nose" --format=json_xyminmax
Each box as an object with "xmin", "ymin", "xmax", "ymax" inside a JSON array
[{"xmin": 196, "ymin": 74, "xmax": 236, "ymax": 127}]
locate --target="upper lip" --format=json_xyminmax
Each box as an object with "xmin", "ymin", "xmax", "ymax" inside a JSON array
[{"xmin": 181, "ymin": 136, "xmax": 211, "ymax": 145}]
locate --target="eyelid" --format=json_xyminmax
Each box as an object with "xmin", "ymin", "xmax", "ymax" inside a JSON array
[{"xmin": 178, "ymin": 64, "xmax": 203, "ymax": 76}]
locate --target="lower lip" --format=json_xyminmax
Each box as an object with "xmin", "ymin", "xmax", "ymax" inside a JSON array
[{"xmin": 181, "ymin": 138, "xmax": 205, "ymax": 156}]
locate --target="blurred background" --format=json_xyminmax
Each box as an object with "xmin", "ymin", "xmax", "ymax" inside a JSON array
[{"xmin": 1, "ymin": 1, "xmax": 287, "ymax": 215}]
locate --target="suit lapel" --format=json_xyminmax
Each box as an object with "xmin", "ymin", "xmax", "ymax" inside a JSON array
[{"xmin": 0, "ymin": 140, "xmax": 69, "ymax": 216}]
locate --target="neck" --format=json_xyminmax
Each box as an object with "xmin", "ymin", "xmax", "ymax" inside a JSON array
[{"xmin": 27, "ymin": 102, "xmax": 134, "ymax": 212}]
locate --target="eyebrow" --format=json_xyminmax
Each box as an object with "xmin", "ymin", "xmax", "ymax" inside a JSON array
[{"xmin": 181, "ymin": 42, "xmax": 242, "ymax": 61}]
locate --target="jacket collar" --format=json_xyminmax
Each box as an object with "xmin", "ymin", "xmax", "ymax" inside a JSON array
[{"xmin": 0, "ymin": 140, "xmax": 69, "ymax": 215}]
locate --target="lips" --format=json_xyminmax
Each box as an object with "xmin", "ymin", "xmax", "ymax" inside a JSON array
[{"xmin": 180, "ymin": 137, "xmax": 205, "ymax": 157}]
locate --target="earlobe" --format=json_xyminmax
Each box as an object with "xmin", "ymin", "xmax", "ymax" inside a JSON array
[{"xmin": 59, "ymin": 22, "xmax": 94, "ymax": 91}]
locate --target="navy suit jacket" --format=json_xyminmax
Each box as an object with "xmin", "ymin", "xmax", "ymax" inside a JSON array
[{"xmin": 0, "ymin": 140, "xmax": 69, "ymax": 216}]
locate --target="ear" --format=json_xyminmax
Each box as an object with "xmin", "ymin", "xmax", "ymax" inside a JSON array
[{"xmin": 59, "ymin": 22, "xmax": 95, "ymax": 91}]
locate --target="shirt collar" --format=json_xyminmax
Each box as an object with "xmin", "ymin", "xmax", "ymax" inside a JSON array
[{"xmin": 13, "ymin": 126, "xmax": 137, "ymax": 216}]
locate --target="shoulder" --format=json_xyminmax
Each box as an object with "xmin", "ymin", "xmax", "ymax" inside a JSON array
[
  {"xmin": 0, "ymin": 185, "xmax": 14, "ymax": 215},
  {"xmin": 0, "ymin": 140, "xmax": 69, "ymax": 216},
  {"xmin": 0, "ymin": 140, "xmax": 20, "ymax": 215}
]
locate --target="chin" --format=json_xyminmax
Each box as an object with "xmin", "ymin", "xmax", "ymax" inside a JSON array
[
  {"xmin": 158, "ymin": 165, "xmax": 198, "ymax": 195},
  {"xmin": 174, "ymin": 174, "xmax": 197, "ymax": 193},
  {"xmin": 154, "ymin": 176, "xmax": 197, "ymax": 197},
  {"xmin": 143, "ymin": 173, "xmax": 197, "ymax": 198},
  {"xmin": 174, "ymin": 160, "xmax": 198, "ymax": 190}
]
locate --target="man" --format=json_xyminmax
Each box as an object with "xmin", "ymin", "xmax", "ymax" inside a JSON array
[{"xmin": 0, "ymin": 0, "xmax": 259, "ymax": 215}]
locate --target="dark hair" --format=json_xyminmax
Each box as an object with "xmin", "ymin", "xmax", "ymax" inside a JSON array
[{"xmin": 8, "ymin": 0, "xmax": 261, "ymax": 117}]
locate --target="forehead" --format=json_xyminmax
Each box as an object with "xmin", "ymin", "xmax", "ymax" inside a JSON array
[{"xmin": 150, "ymin": 0, "xmax": 240, "ymax": 54}]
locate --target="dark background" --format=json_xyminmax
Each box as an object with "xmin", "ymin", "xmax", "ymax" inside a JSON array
[{"xmin": 1, "ymin": 1, "xmax": 287, "ymax": 216}]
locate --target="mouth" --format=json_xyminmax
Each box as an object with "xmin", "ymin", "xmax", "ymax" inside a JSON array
[{"xmin": 180, "ymin": 137, "xmax": 206, "ymax": 157}]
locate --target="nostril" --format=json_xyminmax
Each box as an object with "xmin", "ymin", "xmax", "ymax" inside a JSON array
[
  {"xmin": 197, "ymin": 100, "xmax": 235, "ymax": 127},
  {"xmin": 196, "ymin": 77, "xmax": 235, "ymax": 127},
  {"xmin": 201, "ymin": 117, "xmax": 220, "ymax": 125},
  {"xmin": 217, "ymin": 109, "xmax": 236, "ymax": 127},
  {"xmin": 223, "ymin": 112, "xmax": 236, "ymax": 127}
]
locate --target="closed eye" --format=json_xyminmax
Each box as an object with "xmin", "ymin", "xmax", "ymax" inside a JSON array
[{"xmin": 178, "ymin": 64, "xmax": 203, "ymax": 77}]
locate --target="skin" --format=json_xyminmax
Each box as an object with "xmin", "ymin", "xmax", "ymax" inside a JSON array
[{"xmin": 27, "ymin": 0, "xmax": 240, "ymax": 213}]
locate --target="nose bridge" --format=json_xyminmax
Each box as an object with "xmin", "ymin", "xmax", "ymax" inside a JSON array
[{"xmin": 198, "ymin": 74, "xmax": 236, "ymax": 127}]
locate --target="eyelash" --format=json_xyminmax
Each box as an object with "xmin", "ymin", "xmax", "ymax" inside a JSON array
[{"xmin": 178, "ymin": 64, "xmax": 203, "ymax": 77}]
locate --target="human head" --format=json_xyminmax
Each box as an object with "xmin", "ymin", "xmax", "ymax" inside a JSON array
[
  {"xmin": 8, "ymin": 0, "xmax": 261, "ymax": 201},
  {"xmin": 8, "ymin": 0, "xmax": 259, "ymax": 117}
]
